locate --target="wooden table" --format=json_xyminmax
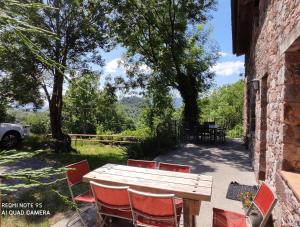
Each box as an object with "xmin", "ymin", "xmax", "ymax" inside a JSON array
[{"xmin": 83, "ymin": 163, "xmax": 213, "ymax": 227}]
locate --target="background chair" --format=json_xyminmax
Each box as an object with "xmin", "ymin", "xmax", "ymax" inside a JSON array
[
  {"xmin": 213, "ymin": 182, "xmax": 277, "ymax": 227},
  {"xmin": 127, "ymin": 159, "xmax": 157, "ymax": 169},
  {"xmin": 90, "ymin": 181, "xmax": 132, "ymax": 227},
  {"xmin": 66, "ymin": 160, "xmax": 95, "ymax": 227},
  {"xmin": 158, "ymin": 162, "xmax": 191, "ymax": 211},
  {"xmin": 128, "ymin": 188, "xmax": 182, "ymax": 227},
  {"xmin": 159, "ymin": 162, "xmax": 191, "ymax": 173}
]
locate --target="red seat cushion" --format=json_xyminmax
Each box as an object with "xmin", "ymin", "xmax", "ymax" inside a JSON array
[
  {"xmin": 74, "ymin": 191, "xmax": 95, "ymax": 203},
  {"xmin": 101, "ymin": 206, "xmax": 132, "ymax": 220},
  {"xmin": 133, "ymin": 198, "xmax": 183, "ymax": 227},
  {"xmin": 213, "ymin": 208, "xmax": 247, "ymax": 227}
]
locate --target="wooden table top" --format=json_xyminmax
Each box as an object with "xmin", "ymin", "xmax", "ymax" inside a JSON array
[{"xmin": 83, "ymin": 163, "xmax": 213, "ymax": 201}]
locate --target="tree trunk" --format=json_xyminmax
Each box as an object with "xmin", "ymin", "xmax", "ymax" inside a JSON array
[
  {"xmin": 178, "ymin": 74, "xmax": 199, "ymax": 127},
  {"xmin": 49, "ymin": 70, "xmax": 72, "ymax": 153}
]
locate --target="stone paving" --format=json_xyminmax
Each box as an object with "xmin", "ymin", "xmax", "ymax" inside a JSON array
[{"xmin": 52, "ymin": 139, "xmax": 256, "ymax": 227}]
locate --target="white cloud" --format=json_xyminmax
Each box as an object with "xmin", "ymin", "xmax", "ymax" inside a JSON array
[
  {"xmin": 104, "ymin": 58, "xmax": 123, "ymax": 73},
  {"xmin": 211, "ymin": 60, "xmax": 244, "ymax": 77},
  {"xmin": 218, "ymin": 51, "xmax": 231, "ymax": 57},
  {"xmin": 104, "ymin": 57, "xmax": 152, "ymax": 75}
]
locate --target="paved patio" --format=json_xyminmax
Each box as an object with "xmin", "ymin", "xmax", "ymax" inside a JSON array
[{"xmin": 52, "ymin": 139, "xmax": 256, "ymax": 227}]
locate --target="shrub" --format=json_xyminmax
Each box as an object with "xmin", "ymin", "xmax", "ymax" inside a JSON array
[
  {"xmin": 227, "ymin": 124, "xmax": 243, "ymax": 138},
  {"xmin": 25, "ymin": 112, "xmax": 49, "ymax": 134}
]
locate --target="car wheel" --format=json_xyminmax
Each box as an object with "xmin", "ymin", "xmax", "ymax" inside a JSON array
[{"xmin": 1, "ymin": 132, "xmax": 21, "ymax": 149}]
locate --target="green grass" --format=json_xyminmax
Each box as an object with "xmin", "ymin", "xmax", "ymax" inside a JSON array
[
  {"xmin": 1, "ymin": 138, "xmax": 127, "ymax": 227},
  {"xmin": 48, "ymin": 141, "xmax": 127, "ymax": 169}
]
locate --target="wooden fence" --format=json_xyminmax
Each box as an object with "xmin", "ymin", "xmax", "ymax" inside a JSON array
[{"xmin": 68, "ymin": 134, "xmax": 142, "ymax": 145}]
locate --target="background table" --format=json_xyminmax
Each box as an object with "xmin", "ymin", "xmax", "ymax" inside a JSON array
[{"xmin": 83, "ymin": 163, "xmax": 213, "ymax": 227}]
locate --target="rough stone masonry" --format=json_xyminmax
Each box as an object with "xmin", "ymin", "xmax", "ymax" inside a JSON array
[{"xmin": 231, "ymin": 0, "xmax": 300, "ymax": 226}]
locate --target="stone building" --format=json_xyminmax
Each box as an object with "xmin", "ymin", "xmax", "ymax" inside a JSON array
[{"xmin": 231, "ymin": 0, "xmax": 300, "ymax": 226}]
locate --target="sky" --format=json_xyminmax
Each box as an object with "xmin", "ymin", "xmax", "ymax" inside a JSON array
[{"xmin": 99, "ymin": 0, "xmax": 245, "ymax": 92}]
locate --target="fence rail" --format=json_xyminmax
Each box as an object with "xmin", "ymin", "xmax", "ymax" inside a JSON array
[{"xmin": 69, "ymin": 134, "xmax": 142, "ymax": 145}]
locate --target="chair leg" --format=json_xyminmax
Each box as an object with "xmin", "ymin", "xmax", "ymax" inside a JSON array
[
  {"xmin": 66, "ymin": 205, "xmax": 92, "ymax": 227},
  {"xmin": 66, "ymin": 209, "xmax": 87, "ymax": 227}
]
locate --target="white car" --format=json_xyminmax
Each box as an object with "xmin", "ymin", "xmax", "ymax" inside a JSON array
[{"xmin": 0, "ymin": 123, "xmax": 29, "ymax": 149}]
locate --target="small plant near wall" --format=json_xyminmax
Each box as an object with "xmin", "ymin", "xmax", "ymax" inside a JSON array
[
  {"xmin": 239, "ymin": 191, "xmax": 255, "ymax": 209},
  {"xmin": 239, "ymin": 191, "xmax": 263, "ymax": 226}
]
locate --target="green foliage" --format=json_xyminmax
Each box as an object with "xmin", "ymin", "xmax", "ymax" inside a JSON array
[
  {"xmin": 117, "ymin": 127, "xmax": 151, "ymax": 139},
  {"xmin": 24, "ymin": 112, "xmax": 50, "ymax": 134},
  {"xmin": 63, "ymin": 73, "xmax": 99, "ymax": 134},
  {"xmin": 0, "ymin": 98, "xmax": 8, "ymax": 122},
  {"xmin": 119, "ymin": 96, "xmax": 145, "ymax": 125},
  {"xmin": 139, "ymin": 87, "xmax": 175, "ymax": 132},
  {"xmin": 199, "ymin": 80, "xmax": 244, "ymax": 137},
  {"xmin": 107, "ymin": 0, "xmax": 218, "ymax": 125},
  {"xmin": 63, "ymin": 75, "xmax": 134, "ymax": 134},
  {"xmin": 227, "ymin": 124, "xmax": 243, "ymax": 138},
  {"xmin": 0, "ymin": 0, "xmax": 111, "ymax": 150},
  {"xmin": 96, "ymin": 86, "xmax": 135, "ymax": 133}
]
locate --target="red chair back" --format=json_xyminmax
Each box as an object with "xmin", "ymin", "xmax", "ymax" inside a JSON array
[
  {"xmin": 90, "ymin": 181, "xmax": 130, "ymax": 209},
  {"xmin": 128, "ymin": 188, "xmax": 178, "ymax": 227},
  {"xmin": 159, "ymin": 162, "xmax": 191, "ymax": 173},
  {"xmin": 66, "ymin": 160, "xmax": 90, "ymax": 186},
  {"xmin": 127, "ymin": 159, "xmax": 157, "ymax": 169},
  {"xmin": 253, "ymin": 182, "xmax": 276, "ymax": 216}
]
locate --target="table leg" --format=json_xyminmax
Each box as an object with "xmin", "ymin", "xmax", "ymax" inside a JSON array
[{"xmin": 183, "ymin": 199, "xmax": 201, "ymax": 227}]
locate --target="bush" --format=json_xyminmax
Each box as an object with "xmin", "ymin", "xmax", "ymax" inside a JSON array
[
  {"xmin": 25, "ymin": 112, "xmax": 49, "ymax": 135},
  {"xmin": 227, "ymin": 124, "xmax": 243, "ymax": 138},
  {"xmin": 117, "ymin": 127, "xmax": 151, "ymax": 139},
  {"xmin": 123, "ymin": 126, "xmax": 179, "ymax": 159}
]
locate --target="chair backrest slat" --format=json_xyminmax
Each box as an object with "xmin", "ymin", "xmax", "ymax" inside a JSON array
[
  {"xmin": 128, "ymin": 188, "xmax": 177, "ymax": 226},
  {"xmin": 66, "ymin": 160, "xmax": 90, "ymax": 186},
  {"xmin": 127, "ymin": 159, "xmax": 157, "ymax": 169},
  {"xmin": 159, "ymin": 162, "xmax": 191, "ymax": 173},
  {"xmin": 90, "ymin": 181, "xmax": 130, "ymax": 207},
  {"xmin": 253, "ymin": 182, "xmax": 276, "ymax": 216}
]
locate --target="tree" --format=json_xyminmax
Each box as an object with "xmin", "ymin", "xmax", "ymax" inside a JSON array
[
  {"xmin": 139, "ymin": 86, "xmax": 174, "ymax": 132},
  {"xmin": 199, "ymin": 79, "xmax": 244, "ymax": 130},
  {"xmin": 96, "ymin": 85, "xmax": 135, "ymax": 133},
  {"xmin": 63, "ymin": 73, "xmax": 99, "ymax": 134},
  {"xmin": 0, "ymin": 0, "xmax": 110, "ymax": 152},
  {"xmin": 64, "ymin": 75, "xmax": 134, "ymax": 134},
  {"xmin": 107, "ymin": 0, "xmax": 218, "ymax": 126}
]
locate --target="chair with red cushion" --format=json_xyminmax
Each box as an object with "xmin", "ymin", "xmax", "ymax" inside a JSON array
[
  {"xmin": 127, "ymin": 159, "xmax": 157, "ymax": 169},
  {"xmin": 90, "ymin": 181, "xmax": 132, "ymax": 227},
  {"xmin": 159, "ymin": 162, "xmax": 191, "ymax": 211},
  {"xmin": 159, "ymin": 162, "xmax": 191, "ymax": 173},
  {"xmin": 128, "ymin": 188, "xmax": 182, "ymax": 227},
  {"xmin": 213, "ymin": 182, "xmax": 277, "ymax": 227},
  {"xmin": 66, "ymin": 160, "xmax": 95, "ymax": 227}
]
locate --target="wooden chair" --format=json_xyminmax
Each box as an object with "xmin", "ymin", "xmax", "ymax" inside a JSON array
[
  {"xmin": 65, "ymin": 160, "xmax": 95, "ymax": 227},
  {"xmin": 213, "ymin": 182, "xmax": 277, "ymax": 227},
  {"xmin": 127, "ymin": 159, "xmax": 157, "ymax": 169},
  {"xmin": 90, "ymin": 181, "xmax": 132, "ymax": 227},
  {"xmin": 128, "ymin": 188, "xmax": 182, "ymax": 227}
]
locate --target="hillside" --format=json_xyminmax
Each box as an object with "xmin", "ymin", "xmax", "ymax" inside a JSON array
[{"xmin": 119, "ymin": 96, "xmax": 145, "ymax": 122}]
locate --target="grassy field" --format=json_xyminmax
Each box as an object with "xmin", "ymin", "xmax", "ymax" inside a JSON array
[{"xmin": 1, "ymin": 136, "xmax": 127, "ymax": 227}]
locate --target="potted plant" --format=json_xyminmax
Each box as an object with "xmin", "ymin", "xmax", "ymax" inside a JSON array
[{"xmin": 239, "ymin": 191, "xmax": 262, "ymax": 226}]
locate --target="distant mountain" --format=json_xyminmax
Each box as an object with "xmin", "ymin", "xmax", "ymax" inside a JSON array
[{"xmin": 119, "ymin": 96, "xmax": 145, "ymax": 122}]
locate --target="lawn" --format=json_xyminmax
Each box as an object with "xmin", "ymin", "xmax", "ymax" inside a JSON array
[{"xmin": 1, "ymin": 137, "xmax": 127, "ymax": 227}]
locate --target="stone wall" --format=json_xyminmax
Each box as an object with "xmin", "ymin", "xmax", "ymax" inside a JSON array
[{"xmin": 244, "ymin": 0, "xmax": 300, "ymax": 226}]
